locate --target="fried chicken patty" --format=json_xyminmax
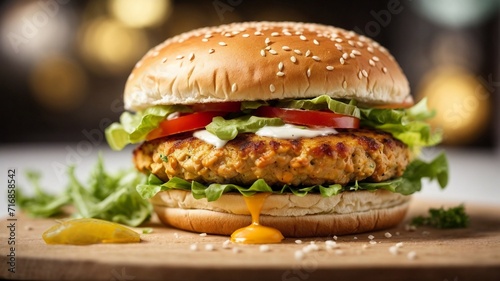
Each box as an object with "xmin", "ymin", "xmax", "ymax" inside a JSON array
[{"xmin": 134, "ymin": 129, "xmax": 411, "ymax": 187}]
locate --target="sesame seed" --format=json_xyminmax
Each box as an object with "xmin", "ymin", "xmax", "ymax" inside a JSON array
[
  {"xmin": 278, "ymin": 62, "xmax": 284, "ymax": 71},
  {"xmin": 369, "ymin": 59, "xmax": 376, "ymax": 66},
  {"xmin": 259, "ymin": 245, "xmax": 271, "ymax": 252},
  {"xmin": 358, "ymin": 71, "xmax": 363, "ymax": 79},
  {"xmin": 282, "ymin": 46, "xmax": 291, "ymax": 51},
  {"xmin": 313, "ymin": 39, "xmax": 320, "ymax": 45},
  {"xmin": 294, "ymin": 250, "xmax": 304, "ymax": 261},
  {"xmin": 218, "ymin": 42, "xmax": 227, "ymax": 46},
  {"xmin": 283, "ymin": 31, "xmax": 292, "ymax": 36},
  {"xmin": 357, "ymin": 41, "xmax": 364, "ymax": 47},
  {"xmin": 205, "ymin": 244, "xmax": 214, "ymax": 251},
  {"xmin": 293, "ymin": 49, "xmax": 302, "ymax": 55},
  {"xmin": 335, "ymin": 43, "xmax": 343, "ymax": 50},
  {"xmin": 260, "ymin": 50, "xmax": 266, "ymax": 57},
  {"xmin": 407, "ymin": 251, "xmax": 417, "ymax": 260},
  {"xmin": 201, "ymin": 38, "xmax": 208, "ymax": 42},
  {"xmin": 265, "ymin": 37, "xmax": 271, "ymax": 45},
  {"xmin": 176, "ymin": 55, "xmax": 184, "ymax": 60},
  {"xmin": 367, "ymin": 46, "xmax": 374, "ymax": 53},
  {"xmin": 300, "ymin": 35, "xmax": 307, "ymax": 41},
  {"xmin": 290, "ymin": 56, "xmax": 297, "ymax": 63},
  {"xmin": 350, "ymin": 53, "xmax": 356, "ymax": 59},
  {"xmin": 269, "ymin": 49, "xmax": 278, "ymax": 55},
  {"xmin": 254, "ymin": 31, "xmax": 263, "ymax": 36},
  {"xmin": 342, "ymin": 80, "xmax": 347, "ymax": 89},
  {"xmin": 204, "ymin": 34, "xmax": 213, "ymax": 38},
  {"xmin": 326, "ymin": 65, "xmax": 334, "ymax": 71},
  {"xmin": 276, "ymin": 71, "xmax": 285, "ymax": 77},
  {"xmin": 348, "ymin": 40, "xmax": 355, "ymax": 46},
  {"xmin": 335, "ymin": 38, "xmax": 343, "ymax": 43},
  {"xmin": 352, "ymin": 50, "xmax": 362, "ymax": 56},
  {"xmin": 265, "ymin": 46, "xmax": 271, "ymax": 50},
  {"xmin": 312, "ymin": 55, "xmax": 321, "ymax": 62},
  {"xmin": 372, "ymin": 56, "xmax": 380, "ymax": 61},
  {"xmin": 305, "ymin": 50, "xmax": 311, "ymax": 57},
  {"xmin": 231, "ymin": 83, "xmax": 238, "ymax": 92},
  {"xmin": 161, "ymin": 57, "xmax": 167, "ymax": 63},
  {"xmin": 389, "ymin": 246, "xmax": 399, "ymax": 255},
  {"xmin": 342, "ymin": 53, "xmax": 348, "ymax": 59},
  {"xmin": 306, "ymin": 69, "xmax": 311, "ymax": 77},
  {"xmin": 208, "ymin": 48, "xmax": 215, "ymax": 54},
  {"xmin": 224, "ymin": 33, "xmax": 232, "ymax": 37},
  {"xmin": 188, "ymin": 53, "xmax": 195, "ymax": 61},
  {"xmin": 362, "ymin": 69, "xmax": 368, "ymax": 77},
  {"xmin": 242, "ymin": 33, "xmax": 250, "ymax": 38},
  {"xmin": 340, "ymin": 57, "xmax": 345, "ymax": 64},
  {"xmin": 271, "ymin": 32, "xmax": 280, "ymax": 37},
  {"xmin": 382, "ymin": 67, "xmax": 388, "ymax": 73},
  {"xmin": 269, "ymin": 84, "xmax": 276, "ymax": 92}
]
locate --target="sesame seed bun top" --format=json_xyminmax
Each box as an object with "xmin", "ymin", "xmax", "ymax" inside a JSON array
[{"xmin": 124, "ymin": 21, "xmax": 412, "ymax": 111}]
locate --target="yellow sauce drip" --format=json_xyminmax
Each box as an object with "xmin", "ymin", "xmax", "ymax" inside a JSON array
[
  {"xmin": 42, "ymin": 218, "xmax": 141, "ymax": 245},
  {"xmin": 230, "ymin": 193, "xmax": 284, "ymax": 244}
]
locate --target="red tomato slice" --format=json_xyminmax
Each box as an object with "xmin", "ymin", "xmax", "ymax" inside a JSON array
[
  {"xmin": 254, "ymin": 106, "xmax": 359, "ymax": 128},
  {"xmin": 191, "ymin": 102, "xmax": 241, "ymax": 112},
  {"xmin": 146, "ymin": 111, "xmax": 223, "ymax": 141}
]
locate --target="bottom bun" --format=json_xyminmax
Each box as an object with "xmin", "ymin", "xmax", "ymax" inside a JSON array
[{"xmin": 151, "ymin": 189, "xmax": 411, "ymax": 237}]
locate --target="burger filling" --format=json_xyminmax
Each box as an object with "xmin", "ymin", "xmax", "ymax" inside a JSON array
[{"xmin": 105, "ymin": 95, "xmax": 448, "ymax": 201}]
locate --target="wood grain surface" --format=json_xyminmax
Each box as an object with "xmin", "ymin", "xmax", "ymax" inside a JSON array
[{"xmin": 1, "ymin": 199, "xmax": 499, "ymax": 281}]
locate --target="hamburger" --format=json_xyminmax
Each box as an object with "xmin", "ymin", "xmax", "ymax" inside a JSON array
[{"xmin": 105, "ymin": 22, "xmax": 448, "ymax": 239}]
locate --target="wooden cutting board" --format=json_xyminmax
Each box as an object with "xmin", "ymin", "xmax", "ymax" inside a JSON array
[{"xmin": 1, "ymin": 199, "xmax": 499, "ymax": 281}]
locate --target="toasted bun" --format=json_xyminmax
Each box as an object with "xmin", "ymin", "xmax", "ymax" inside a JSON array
[
  {"xmin": 125, "ymin": 21, "xmax": 411, "ymax": 111},
  {"xmin": 150, "ymin": 189, "xmax": 411, "ymax": 237}
]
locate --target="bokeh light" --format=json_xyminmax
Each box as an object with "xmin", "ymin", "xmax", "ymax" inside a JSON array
[
  {"xmin": 417, "ymin": 67, "xmax": 491, "ymax": 145},
  {"xmin": 79, "ymin": 17, "xmax": 149, "ymax": 75},
  {"xmin": 29, "ymin": 55, "xmax": 87, "ymax": 112},
  {"xmin": 109, "ymin": 0, "xmax": 172, "ymax": 28}
]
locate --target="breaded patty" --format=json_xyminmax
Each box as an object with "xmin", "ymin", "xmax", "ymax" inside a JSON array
[{"xmin": 134, "ymin": 129, "xmax": 411, "ymax": 187}]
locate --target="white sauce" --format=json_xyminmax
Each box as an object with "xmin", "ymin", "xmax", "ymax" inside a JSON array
[
  {"xmin": 193, "ymin": 124, "xmax": 337, "ymax": 148},
  {"xmin": 255, "ymin": 124, "xmax": 337, "ymax": 139},
  {"xmin": 193, "ymin": 130, "xmax": 228, "ymax": 148}
]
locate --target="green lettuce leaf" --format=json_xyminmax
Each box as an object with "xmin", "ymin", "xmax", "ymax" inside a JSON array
[
  {"xmin": 137, "ymin": 152, "xmax": 448, "ymax": 201},
  {"xmin": 277, "ymin": 95, "xmax": 360, "ymax": 118},
  {"xmin": 18, "ymin": 155, "xmax": 152, "ymax": 226},
  {"xmin": 105, "ymin": 105, "xmax": 191, "ymax": 150},
  {"xmin": 206, "ymin": 115, "xmax": 284, "ymax": 140},
  {"xmin": 359, "ymin": 98, "xmax": 442, "ymax": 149}
]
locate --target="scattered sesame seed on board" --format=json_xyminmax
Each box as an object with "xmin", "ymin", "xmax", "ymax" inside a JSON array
[{"xmin": 269, "ymin": 84, "xmax": 276, "ymax": 92}]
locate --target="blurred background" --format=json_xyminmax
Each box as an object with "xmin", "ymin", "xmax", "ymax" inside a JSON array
[{"xmin": 0, "ymin": 0, "xmax": 498, "ymax": 148}]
